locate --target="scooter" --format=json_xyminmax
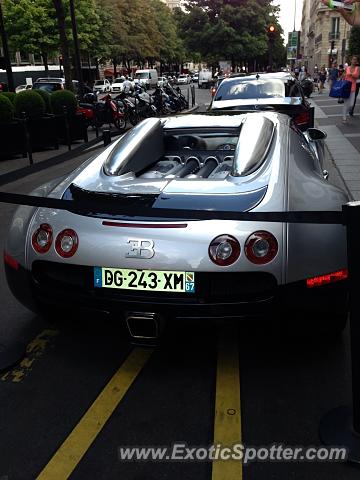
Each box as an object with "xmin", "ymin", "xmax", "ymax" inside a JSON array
[{"xmin": 79, "ymin": 93, "xmax": 126, "ymax": 131}]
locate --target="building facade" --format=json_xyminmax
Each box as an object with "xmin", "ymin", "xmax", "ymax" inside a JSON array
[
  {"xmin": 300, "ymin": 0, "xmax": 352, "ymax": 74},
  {"xmin": 161, "ymin": 0, "xmax": 181, "ymax": 10}
]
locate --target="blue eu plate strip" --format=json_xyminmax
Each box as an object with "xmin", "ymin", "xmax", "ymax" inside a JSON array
[{"xmin": 94, "ymin": 267, "xmax": 102, "ymax": 288}]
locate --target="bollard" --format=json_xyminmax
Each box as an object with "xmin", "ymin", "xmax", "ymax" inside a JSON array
[
  {"xmin": 63, "ymin": 106, "xmax": 71, "ymax": 151},
  {"xmin": 103, "ymin": 129, "xmax": 111, "ymax": 147},
  {"xmin": 187, "ymin": 87, "xmax": 190, "ymax": 107},
  {"xmin": 21, "ymin": 112, "xmax": 33, "ymax": 166},
  {"xmin": 320, "ymin": 201, "xmax": 360, "ymax": 463},
  {"xmin": 192, "ymin": 85, "xmax": 196, "ymax": 107}
]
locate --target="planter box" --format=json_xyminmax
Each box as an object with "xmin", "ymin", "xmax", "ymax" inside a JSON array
[
  {"xmin": 0, "ymin": 121, "xmax": 27, "ymax": 159},
  {"xmin": 14, "ymin": 114, "xmax": 59, "ymax": 151},
  {"xmin": 28, "ymin": 114, "xmax": 58, "ymax": 150},
  {"xmin": 55, "ymin": 113, "xmax": 88, "ymax": 144}
]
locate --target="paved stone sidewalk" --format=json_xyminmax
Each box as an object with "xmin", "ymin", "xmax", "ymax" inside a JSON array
[{"xmin": 311, "ymin": 89, "xmax": 360, "ymax": 200}]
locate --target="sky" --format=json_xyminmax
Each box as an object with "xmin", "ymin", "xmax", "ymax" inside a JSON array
[{"xmin": 272, "ymin": 0, "xmax": 304, "ymax": 39}]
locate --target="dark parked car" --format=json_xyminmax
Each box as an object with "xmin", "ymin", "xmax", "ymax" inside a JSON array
[
  {"xmin": 210, "ymin": 72, "xmax": 314, "ymax": 131},
  {"xmin": 33, "ymin": 78, "xmax": 79, "ymax": 94}
]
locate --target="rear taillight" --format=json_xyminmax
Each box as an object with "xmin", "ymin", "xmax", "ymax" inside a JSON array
[
  {"xmin": 4, "ymin": 252, "xmax": 19, "ymax": 270},
  {"xmin": 294, "ymin": 110, "xmax": 310, "ymax": 126},
  {"xmin": 209, "ymin": 235, "xmax": 240, "ymax": 266},
  {"xmin": 306, "ymin": 269, "xmax": 348, "ymax": 288},
  {"xmin": 55, "ymin": 229, "xmax": 79, "ymax": 258},
  {"xmin": 32, "ymin": 224, "xmax": 53, "ymax": 254},
  {"xmin": 245, "ymin": 231, "xmax": 278, "ymax": 265}
]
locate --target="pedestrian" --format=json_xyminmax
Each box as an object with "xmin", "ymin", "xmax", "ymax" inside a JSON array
[
  {"xmin": 341, "ymin": 55, "xmax": 360, "ymax": 123},
  {"xmin": 299, "ymin": 66, "xmax": 307, "ymax": 81},
  {"xmin": 319, "ymin": 66, "xmax": 327, "ymax": 94},
  {"xmin": 123, "ymin": 76, "xmax": 133, "ymax": 94},
  {"xmin": 328, "ymin": 61, "xmax": 339, "ymax": 90},
  {"xmin": 349, "ymin": 58, "xmax": 360, "ymax": 115}
]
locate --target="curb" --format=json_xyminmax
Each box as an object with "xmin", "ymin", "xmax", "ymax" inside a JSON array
[{"xmin": 183, "ymin": 104, "xmax": 199, "ymax": 114}]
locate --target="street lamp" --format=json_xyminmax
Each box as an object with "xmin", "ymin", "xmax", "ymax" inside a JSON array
[{"xmin": 0, "ymin": 1, "xmax": 14, "ymax": 91}]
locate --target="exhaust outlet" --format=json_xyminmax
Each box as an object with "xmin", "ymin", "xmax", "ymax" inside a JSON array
[{"xmin": 125, "ymin": 312, "xmax": 164, "ymax": 340}]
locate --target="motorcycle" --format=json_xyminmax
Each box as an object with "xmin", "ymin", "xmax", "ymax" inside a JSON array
[
  {"xmin": 114, "ymin": 92, "xmax": 139, "ymax": 126},
  {"xmin": 152, "ymin": 87, "xmax": 178, "ymax": 114},
  {"xmin": 78, "ymin": 93, "xmax": 126, "ymax": 131}
]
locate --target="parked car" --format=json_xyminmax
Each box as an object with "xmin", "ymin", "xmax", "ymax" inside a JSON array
[
  {"xmin": 15, "ymin": 84, "xmax": 32, "ymax": 93},
  {"xmin": 33, "ymin": 78, "xmax": 79, "ymax": 94},
  {"xmin": 210, "ymin": 72, "xmax": 314, "ymax": 131},
  {"xmin": 176, "ymin": 74, "xmax": 190, "ymax": 85},
  {"xmin": 33, "ymin": 79, "xmax": 64, "ymax": 93},
  {"xmin": 192, "ymin": 73, "xmax": 199, "ymax": 83},
  {"xmin": 134, "ymin": 69, "xmax": 158, "ymax": 90},
  {"xmin": 210, "ymin": 73, "xmax": 248, "ymax": 97},
  {"xmin": 111, "ymin": 77, "xmax": 134, "ymax": 93},
  {"xmin": 4, "ymin": 113, "xmax": 349, "ymax": 340},
  {"xmin": 157, "ymin": 76, "xmax": 168, "ymax": 87},
  {"xmin": 198, "ymin": 70, "xmax": 213, "ymax": 89},
  {"xmin": 93, "ymin": 79, "xmax": 111, "ymax": 94}
]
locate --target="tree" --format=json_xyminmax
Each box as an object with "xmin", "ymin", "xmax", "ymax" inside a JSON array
[
  {"xmin": 177, "ymin": 0, "xmax": 285, "ymax": 71},
  {"xmin": 149, "ymin": 0, "xmax": 185, "ymax": 71},
  {"xmin": 3, "ymin": 0, "xmax": 58, "ymax": 73},
  {"xmin": 97, "ymin": 0, "xmax": 185, "ymax": 75},
  {"xmin": 53, "ymin": 0, "xmax": 72, "ymax": 88}
]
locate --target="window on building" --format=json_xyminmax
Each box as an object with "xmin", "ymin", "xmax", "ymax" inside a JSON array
[{"xmin": 331, "ymin": 17, "xmax": 340, "ymax": 33}]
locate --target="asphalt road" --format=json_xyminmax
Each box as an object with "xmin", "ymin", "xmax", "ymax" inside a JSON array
[{"xmin": 0, "ymin": 86, "xmax": 358, "ymax": 480}]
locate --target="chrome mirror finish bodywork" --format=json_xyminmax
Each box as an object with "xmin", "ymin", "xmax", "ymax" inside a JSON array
[
  {"xmin": 304, "ymin": 128, "xmax": 327, "ymax": 171},
  {"xmin": 231, "ymin": 115, "xmax": 275, "ymax": 177},
  {"xmin": 103, "ymin": 118, "xmax": 164, "ymax": 176}
]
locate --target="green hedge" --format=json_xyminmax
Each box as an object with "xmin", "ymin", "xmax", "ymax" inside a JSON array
[
  {"xmin": 0, "ymin": 92, "xmax": 16, "ymax": 103},
  {"xmin": 34, "ymin": 89, "xmax": 51, "ymax": 113},
  {"xmin": 14, "ymin": 90, "xmax": 46, "ymax": 118},
  {"xmin": 51, "ymin": 90, "xmax": 77, "ymax": 116},
  {"xmin": 0, "ymin": 95, "xmax": 14, "ymax": 123}
]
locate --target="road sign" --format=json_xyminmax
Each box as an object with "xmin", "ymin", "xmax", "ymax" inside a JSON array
[{"xmin": 287, "ymin": 31, "xmax": 300, "ymax": 60}]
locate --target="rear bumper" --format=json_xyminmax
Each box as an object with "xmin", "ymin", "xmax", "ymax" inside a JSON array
[{"xmin": 5, "ymin": 260, "xmax": 348, "ymax": 320}]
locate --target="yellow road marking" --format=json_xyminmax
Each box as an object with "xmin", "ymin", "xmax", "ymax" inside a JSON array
[
  {"xmin": 36, "ymin": 347, "xmax": 153, "ymax": 480},
  {"xmin": 1, "ymin": 329, "xmax": 59, "ymax": 383},
  {"xmin": 212, "ymin": 325, "xmax": 242, "ymax": 480}
]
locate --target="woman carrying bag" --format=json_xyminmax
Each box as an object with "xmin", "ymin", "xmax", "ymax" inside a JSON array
[{"xmin": 342, "ymin": 56, "xmax": 360, "ymax": 123}]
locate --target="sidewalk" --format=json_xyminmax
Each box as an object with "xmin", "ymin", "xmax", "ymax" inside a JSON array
[{"xmin": 311, "ymin": 88, "xmax": 360, "ymax": 201}]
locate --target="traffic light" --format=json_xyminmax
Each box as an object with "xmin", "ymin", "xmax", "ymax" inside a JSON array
[
  {"xmin": 0, "ymin": 56, "xmax": 6, "ymax": 69},
  {"xmin": 267, "ymin": 25, "xmax": 276, "ymax": 41}
]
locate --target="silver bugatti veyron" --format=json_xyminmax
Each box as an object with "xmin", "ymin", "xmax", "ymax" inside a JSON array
[{"xmin": 4, "ymin": 113, "xmax": 349, "ymax": 338}]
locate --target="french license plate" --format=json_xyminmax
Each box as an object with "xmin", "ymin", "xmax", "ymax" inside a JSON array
[{"xmin": 93, "ymin": 267, "xmax": 195, "ymax": 293}]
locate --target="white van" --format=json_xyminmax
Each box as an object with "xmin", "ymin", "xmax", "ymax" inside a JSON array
[
  {"xmin": 134, "ymin": 69, "xmax": 158, "ymax": 89},
  {"xmin": 198, "ymin": 70, "xmax": 213, "ymax": 89}
]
